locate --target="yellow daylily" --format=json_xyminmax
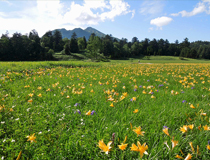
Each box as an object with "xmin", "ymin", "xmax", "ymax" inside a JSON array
[
  {"xmin": 188, "ymin": 124, "xmax": 194, "ymax": 130},
  {"xmin": 203, "ymin": 125, "xmax": 210, "ymax": 130},
  {"xmin": 130, "ymin": 141, "xmax": 148, "ymax": 158},
  {"xmin": 28, "ymin": 93, "xmax": 33, "ymax": 97},
  {"xmin": 151, "ymin": 95, "xmax": 155, "ymax": 98},
  {"xmin": 189, "ymin": 142, "xmax": 195, "ymax": 153},
  {"xmin": 175, "ymin": 155, "xmax": 184, "ymax": 159},
  {"xmin": 133, "ymin": 126, "xmax": 145, "ymax": 137},
  {"xmin": 185, "ymin": 153, "xmax": 192, "ymax": 160},
  {"xmin": 28, "ymin": 99, "xmax": 33, "ymax": 103},
  {"xmin": 16, "ymin": 151, "xmax": 22, "ymax": 160},
  {"xmin": 118, "ymin": 143, "xmax": 128, "ymax": 151},
  {"xmin": 27, "ymin": 133, "xmax": 37, "ymax": 143},
  {"xmin": 86, "ymin": 110, "xmax": 91, "ymax": 115},
  {"xmin": 163, "ymin": 127, "xmax": 170, "ymax": 136},
  {"xmin": 37, "ymin": 93, "xmax": 42, "ymax": 97},
  {"xmin": 180, "ymin": 125, "xmax": 188, "ymax": 133},
  {"xmin": 133, "ymin": 109, "xmax": 138, "ymax": 113},
  {"xmin": 110, "ymin": 103, "xmax": 114, "ymax": 107},
  {"xmin": 172, "ymin": 139, "xmax": 179, "ymax": 150},
  {"xmin": 207, "ymin": 144, "xmax": 210, "ymax": 150},
  {"xmin": 98, "ymin": 139, "xmax": 112, "ymax": 154},
  {"xmin": 190, "ymin": 104, "xmax": 195, "ymax": 109}
]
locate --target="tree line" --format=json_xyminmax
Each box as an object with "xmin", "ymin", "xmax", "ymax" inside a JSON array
[{"xmin": 0, "ymin": 29, "xmax": 210, "ymax": 61}]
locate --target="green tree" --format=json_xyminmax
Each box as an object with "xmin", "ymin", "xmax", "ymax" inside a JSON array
[
  {"xmin": 70, "ymin": 32, "xmax": 79, "ymax": 53},
  {"xmin": 87, "ymin": 36, "xmax": 102, "ymax": 60},
  {"xmin": 53, "ymin": 30, "xmax": 63, "ymax": 52},
  {"xmin": 131, "ymin": 42, "xmax": 140, "ymax": 56},
  {"xmin": 64, "ymin": 41, "xmax": 71, "ymax": 55},
  {"xmin": 77, "ymin": 37, "xmax": 86, "ymax": 51}
]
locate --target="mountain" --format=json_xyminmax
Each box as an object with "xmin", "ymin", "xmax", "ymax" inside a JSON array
[
  {"xmin": 52, "ymin": 27, "xmax": 106, "ymax": 40},
  {"xmin": 84, "ymin": 27, "xmax": 106, "ymax": 38}
]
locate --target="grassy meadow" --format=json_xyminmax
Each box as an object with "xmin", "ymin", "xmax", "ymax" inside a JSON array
[{"xmin": 0, "ymin": 59, "xmax": 210, "ymax": 159}]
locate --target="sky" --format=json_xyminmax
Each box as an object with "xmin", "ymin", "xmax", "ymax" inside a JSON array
[{"xmin": 0, "ymin": 0, "xmax": 210, "ymax": 43}]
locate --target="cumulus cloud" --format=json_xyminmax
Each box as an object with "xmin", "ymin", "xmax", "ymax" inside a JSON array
[
  {"xmin": 0, "ymin": 0, "xmax": 135, "ymax": 36},
  {"xmin": 171, "ymin": 1, "xmax": 210, "ymax": 17},
  {"xmin": 150, "ymin": 16, "xmax": 173, "ymax": 30},
  {"xmin": 140, "ymin": 0, "xmax": 164, "ymax": 16}
]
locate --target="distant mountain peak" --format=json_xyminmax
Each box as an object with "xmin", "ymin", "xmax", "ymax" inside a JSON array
[{"xmin": 51, "ymin": 27, "xmax": 118, "ymax": 40}]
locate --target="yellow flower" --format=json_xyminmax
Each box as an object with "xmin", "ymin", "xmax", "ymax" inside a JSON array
[
  {"xmin": 37, "ymin": 86, "xmax": 42, "ymax": 90},
  {"xmin": 151, "ymin": 95, "xmax": 155, "ymax": 98},
  {"xmin": 185, "ymin": 153, "xmax": 192, "ymax": 160},
  {"xmin": 90, "ymin": 84, "xmax": 92, "ymax": 87},
  {"xmin": 98, "ymin": 139, "xmax": 112, "ymax": 154},
  {"xmin": 188, "ymin": 124, "xmax": 194, "ymax": 130},
  {"xmin": 132, "ymin": 97, "xmax": 137, "ymax": 101},
  {"xmin": 203, "ymin": 125, "xmax": 210, "ymax": 130},
  {"xmin": 122, "ymin": 92, "xmax": 128, "ymax": 97},
  {"xmin": 106, "ymin": 90, "xmax": 111, "ymax": 95},
  {"xmin": 201, "ymin": 112, "xmax": 207, "ymax": 116},
  {"xmin": 28, "ymin": 99, "xmax": 33, "ymax": 103},
  {"xmin": 133, "ymin": 126, "xmax": 145, "ymax": 137},
  {"xmin": 163, "ymin": 127, "xmax": 170, "ymax": 136},
  {"xmin": 189, "ymin": 142, "xmax": 195, "ymax": 153},
  {"xmin": 207, "ymin": 144, "xmax": 210, "ymax": 150},
  {"xmin": 142, "ymin": 90, "xmax": 146, "ymax": 94},
  {"xmin": 46, "ymin": 88, "xmax": 50, "ymax": 91},
  {"xmin": 172, "ymin": 139, "xmax": 178, "ymax": 150},
  {"xmin": 197, "ymin": 145, "xmax": 200, "ymax": 155},
  {"xmin": 86, "ymin": 110, "xmax": 91, "ymax": 115},
  {"xmin": 27, "ymin": 133, "xmax": 37, "ymax": 143},
  {"xmin": 28, "ymin": 93, "xmax": 33, "ymax": 97},
  {"xmin": 66, "ymin": 95, "xmax": 70, "ymax": 98},
  {"xmin": 130, "ymin": 141, "xmax": 148, "ymax": 158},
  {"xmin": 16, "ymin": 151, "xmax": 22, "ymax": 160},
  {"xmin": 118, "ymin": 143, "xmax": 128, "ymax": 151},
  {"xmin": 123, "ymin": 136, "xmax": 127, "ymax": 143},
  {"xmin": 108, "ymin": 97, "xmax": 114, "ymax": 101},
  {"xmin": 37, "ymin": 93, "xmax": 42, "ymax": 97},
  {"xmin": 130, "ymin": 122, "xmax": 133, "ymax": 129},
  {"xmin": 110, "ymin": 103, "xmax": 114, "ymax": 107},
  {"xmin": 123, "ymin": 86, "xmax": 126, "ymax": 89},
  {"xmin": 180, "ymin": 125, "xmax": 188, "ymax": 133},
  {"xmin": 198, "ymin": 124, "xmax": 201, "ymax": 130},
  {"xmin": 190, "ymin": 104, "xmax": 195, "ymax": 109},
  {"xmin": 90, "ymin": 89, "xmax": 94, "ymax": 93},
  {"xmin": 119, "ymin": 95, "xmax": 125, "ymax": 101},
  {"xmin": 133, "ymin": 109, "xmax": 138, "ymax": 113},
  {"xmin": 175, "ymin": 155, "xmax": 184, "ymax": 159}
]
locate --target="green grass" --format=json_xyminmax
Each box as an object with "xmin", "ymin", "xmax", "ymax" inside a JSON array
[
  {"xmin": 0, "ymin": 61, "xmax": 210, "ymax": 159},
  {"xmin": 111, "ymin": 56, "xmax": 210, "ymax": 64}
]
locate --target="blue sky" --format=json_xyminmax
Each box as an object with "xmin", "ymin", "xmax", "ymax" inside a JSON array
[{"xmin": 0, "ymin": 0, "xmax": 210, "ymax": 43}]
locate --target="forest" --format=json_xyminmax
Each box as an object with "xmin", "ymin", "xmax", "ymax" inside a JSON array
[{"xmin": 0, "ymin": 29, "xmax": 210, "ymax": 61}]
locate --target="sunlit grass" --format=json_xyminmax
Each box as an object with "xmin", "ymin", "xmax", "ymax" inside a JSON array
[{"xmin": 0, "ymin": 62, "xmax": 210, "ymax": 159}]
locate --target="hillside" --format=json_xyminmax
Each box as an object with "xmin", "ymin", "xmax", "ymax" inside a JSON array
[{"xmin": 52, "ymin": 27, "xmax": 106, "ymax": 40}]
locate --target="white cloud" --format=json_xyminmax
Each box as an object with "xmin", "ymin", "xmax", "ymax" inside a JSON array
[
  {"xmin": 150, "ymin": 16, "xmax": 173, "ymax": 30},
  {"xmin": 140, "ymin": 0, "xmax": 164, "ymax": 16},
  {"xmin": 1, "ymin": 0, "xmax": 13, "ymax": 6},
  {"xmin": 0, "ymin": 0, "xmax": 135, "ymax": 36},
  {"xmin": 100, "ymin": 0, "xmax": 135, "ymax": 21},
  {"xmin": 148, "ymin": 27, "xmax": 153, "ymax": 32},
  {"xmin": 171, "ymin": 1, "xmax": 210, "ymax": 17}
]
